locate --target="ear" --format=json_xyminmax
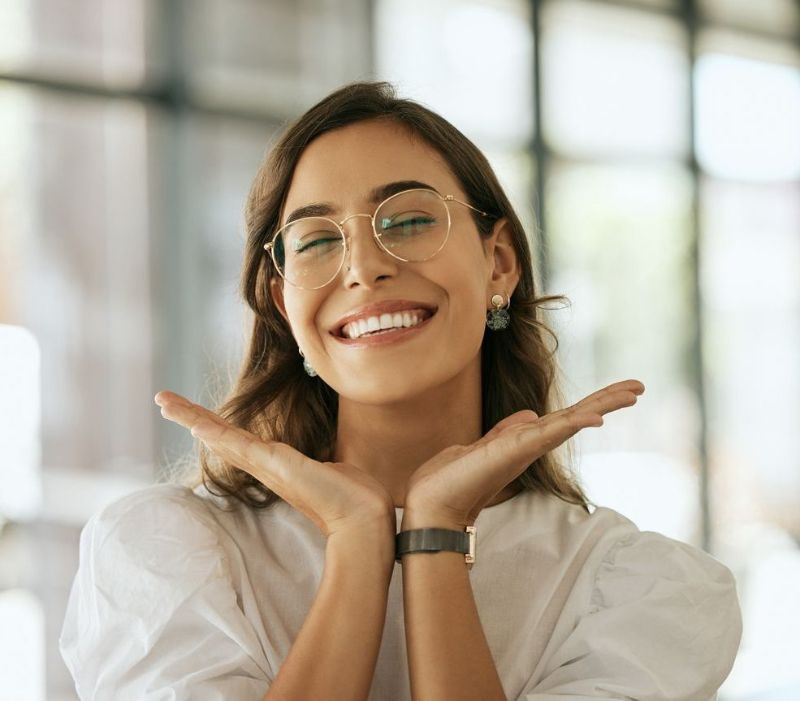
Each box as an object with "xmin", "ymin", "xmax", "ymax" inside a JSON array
[
  {"xmin": 270, "ymin": 277, "xmax": 290, "ymax": 326},
  {"xmin": 483, "ymin": 217, "xmax": 520, "ymax": 299}
]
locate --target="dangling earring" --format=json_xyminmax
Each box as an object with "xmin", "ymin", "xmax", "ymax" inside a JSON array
[
  {"xmin": 298, "ymin": 347, "xmax": 318, "ymax": 377},
  {"xmin": 486, "ymin": 293, "xmax": 511, "ymax": 331}
]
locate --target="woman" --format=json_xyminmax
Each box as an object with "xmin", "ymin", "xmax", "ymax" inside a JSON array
[{"xmin": 60, "ymin": 81, "xmax": 742, "ymax": 700}]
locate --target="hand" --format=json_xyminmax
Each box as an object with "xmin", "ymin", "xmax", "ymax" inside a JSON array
[
  {"xmin": 403, "ymin": 379, "xmax": 646, "ymax": 529},
  {"xmin": 154, "ymin": 391, "xmax": 397, "ymax": 538}
]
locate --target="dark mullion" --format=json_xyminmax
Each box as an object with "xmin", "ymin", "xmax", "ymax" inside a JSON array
[
  {"xmin": 152, "ymin": 0, "xmax": 200, "ymax": 476},
  {"xmin": 0, "ymin": 73, "xmax": 287, "ymax": 129},
  {"xmin": 364, "ymin": 0, "xmax": 377, "ymax": 79},
  {"xmin": 601, "ymin": 0, "xmax": 800, "ymax": 43},
  {"xmin": 531, "ymin": 0, "xmax": 550, "ymax": 292},
  {"xmin": 682, "ymin": 0, "xmax": 712, "ymax": 554}
]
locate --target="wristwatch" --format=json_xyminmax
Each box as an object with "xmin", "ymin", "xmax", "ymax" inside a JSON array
[{"xmin": 395, "ymin": 526, "xmax": 477, "ymax": 570}]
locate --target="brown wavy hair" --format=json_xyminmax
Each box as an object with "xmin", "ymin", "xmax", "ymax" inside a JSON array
[{"xmin": 169, "ymin": 80, "xmax": 593, "ymax": 514}]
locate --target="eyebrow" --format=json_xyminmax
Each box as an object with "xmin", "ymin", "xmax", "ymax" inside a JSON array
[{"xmin": 283, "ymin": 180, "xmax": 440, "ymax": 226}]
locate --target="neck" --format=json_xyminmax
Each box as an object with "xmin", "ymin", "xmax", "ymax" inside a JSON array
[{"xmin": 332, "ymin": 357, "xmax": 522, "ymax": 509}]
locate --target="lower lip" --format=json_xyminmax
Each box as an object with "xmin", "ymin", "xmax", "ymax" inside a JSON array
[{"xmin": 332, "ymin": 313, "xmax": 436, "ymax": 348}]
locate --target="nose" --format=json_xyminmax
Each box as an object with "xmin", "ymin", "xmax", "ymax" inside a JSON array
[{"xmin": 339, "ymin": 213, "xmax": 399, "ymax": 287}]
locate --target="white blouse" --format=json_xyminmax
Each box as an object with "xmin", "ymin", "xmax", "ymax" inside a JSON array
[{"xmin": 59, "ymin": 482, "xmax": 742, "ymax": 701}]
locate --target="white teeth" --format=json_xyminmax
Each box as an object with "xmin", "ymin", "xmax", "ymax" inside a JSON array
[{"xmin": 341, "ymin": 310, "xmax": 429, "ymax": 339}]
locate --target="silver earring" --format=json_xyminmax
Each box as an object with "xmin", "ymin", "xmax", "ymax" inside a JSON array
[
  {"xmin": 298, "ymin": 347, "xmax": 318, "ymax": 377},
  {"xmin": 486, "ymin": 293, "xmax": 511, "ymax": 331}
]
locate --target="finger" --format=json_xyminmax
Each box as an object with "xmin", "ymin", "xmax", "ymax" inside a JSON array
[
  {"xmin": 513, "ymin": 409, "xmax": 603, "ymax": 454},
  {"xmin": 574, "ymin": 380, "xmax": 645, "ymax": 408},
  {"xmin": 556, "ymin": 381, "xmax": 644, "ymax": 421},
  {"xmin": 573, "ymin": 388, "xmax": 640, "ymax": 417},
  {"xmin": 156, "ymin": 394, "xmax": 288, "ymax": 486},
  {"xmin": 476, "ymin": 410, "xmax": 540, "ymax": 446},
  {"xmin": 478, "ymin": 410, "xmax": 601, "ymax": 491},
  {"xmin": 154, "ymin": 390, "xmax": 194, "ymax": 408},
  {"xmin": 156, "ymin": 394, "xmax": 221, "ymax": 432},
  {"xmin": 483, "ymin": 387, "xmax": 640, "ymax": 493}
]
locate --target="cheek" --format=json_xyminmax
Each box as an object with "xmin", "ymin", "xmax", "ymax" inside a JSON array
[
  {"xmin": 441, "ymin": 271, "xmax": 489, "ymax": 344},
  {"xmin": 284, "ymin": 293, "xmax": 323, "ymax": 346}
]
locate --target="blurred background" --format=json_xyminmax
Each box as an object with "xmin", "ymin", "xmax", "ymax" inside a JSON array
[{"xmin": 0, "ymin": 0, "xmax": 798, "ymax": 699}]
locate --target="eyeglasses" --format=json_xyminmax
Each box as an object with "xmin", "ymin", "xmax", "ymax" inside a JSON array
[{"xmin": 263, "ymin": 188, "xmax": 489, "ymax": 290}]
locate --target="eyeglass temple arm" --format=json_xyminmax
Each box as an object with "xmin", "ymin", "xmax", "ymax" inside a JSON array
[{"xmin": 444, "ymin": 195, "xmax": 491, "ymax": 218}]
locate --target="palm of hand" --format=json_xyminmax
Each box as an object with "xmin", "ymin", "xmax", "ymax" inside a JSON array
[
  {"xmin": 154, "ymin": 391, "xmax": 396, "ymax": 537},
  {"xmin": 404, "ymin": 379, "xmax": 645, "ymax": 527}
]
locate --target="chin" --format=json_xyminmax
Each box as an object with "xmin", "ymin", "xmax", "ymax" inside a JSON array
[{"xmin": 331, "ymin": 371, "xmax": 439, "ymax": 405}]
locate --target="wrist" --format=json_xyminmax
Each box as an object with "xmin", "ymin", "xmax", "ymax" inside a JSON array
[
  {"xmin": 396, "ymin": 514, "xmax": 477, "ymax": 569},
  {"xmin": 401, "ymin": 506, "xmax": 467, "ymax": 532},
  {"xmin": 326, "ymin": 519, "xmax": 397, "ymax": 570}
]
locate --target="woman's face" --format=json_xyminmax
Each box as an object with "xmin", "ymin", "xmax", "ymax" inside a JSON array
[{"xmin": 270, "ymin": 118, "xmax": 515, "ymax": 405}]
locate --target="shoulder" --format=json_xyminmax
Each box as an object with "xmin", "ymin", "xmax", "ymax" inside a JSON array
[
  {"xmin": 589, "ymin": 519, "xmax": 740, "ymax": 611},
  {"xmin": 61, "ymin": 485, "xmax": 275, "ymax": 695},
  {"xmin": 530, "ymin": 491, "xmax": 736, "ymax": 589},
  {"xmin": 549, "ymin": 499, "xmax": 741, "ymax": 697},
  {"xmin": 81, "ymin": 484, "xmax": 228, "ymax": 590},
  {"xmin": 87, "ymin": 483, "xmax": 220, "ymax": 540},
  {"xmin": 66, "ymin": 484, "xmax": 242, "ymax": 646},
  {"xmin": 558, "ymin": 496, "xmax": 740, "ymax": 621},
  {"xmin": 524, "ymin": 496, "xmax": 743, "ymax": 699}
]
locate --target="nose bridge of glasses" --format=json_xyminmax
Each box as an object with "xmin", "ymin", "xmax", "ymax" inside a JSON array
[
  {"xmin": 338, "ymin": 212, "xmax": 381, "ymax": 251},
  {"xmin": 338, "ymin": 211, "xmax": 373, "ymax": 231},
  {"xmin": 339, "ymin": 212, "xmax": 395, "ymax": 273}
]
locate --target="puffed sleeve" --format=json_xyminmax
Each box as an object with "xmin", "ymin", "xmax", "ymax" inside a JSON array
[
  {"xmin": 523, "ymin": 530, "xmax": 743, "ymax": 701},
  {"xmin": 59, "ymin": 486, "xmax": 272, "ymax": 700}
]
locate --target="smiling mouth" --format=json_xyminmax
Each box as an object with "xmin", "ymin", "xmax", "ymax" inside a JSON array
[{"xmin": 334, "ymin": 308, "xmax": 436, "ymax": 339}]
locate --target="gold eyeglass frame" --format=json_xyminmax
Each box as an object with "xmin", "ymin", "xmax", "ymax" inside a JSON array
[{"xmin": 263, "ymin": 188, "xmax": 490, "ymax": 290}]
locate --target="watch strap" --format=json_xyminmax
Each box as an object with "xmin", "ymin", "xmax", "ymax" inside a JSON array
[{"xmin": 395, "ymin": 526, "xmax": 477, "ymax": 570}]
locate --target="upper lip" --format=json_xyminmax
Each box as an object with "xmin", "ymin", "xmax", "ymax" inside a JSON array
[{"xmin": 331, "ymin": 300, "xmax": 438, "ymax": 337}]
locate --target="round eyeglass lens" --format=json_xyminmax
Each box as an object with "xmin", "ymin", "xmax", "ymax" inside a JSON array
[
  {"xmin": 274, "ymin": 217, "xmax": 345, "ymax": 288},
  {"xmin": 375, "ymin": 189, "xmax": 449, "ymax": 262}
]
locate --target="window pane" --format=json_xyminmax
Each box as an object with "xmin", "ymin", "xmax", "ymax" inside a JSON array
[
  {"xmin": 0, "ymin": 590, "xmax": 45, "ymax": 701},
  {"xmin": 545, "ymin": 161, "xmax": 700, "ymax": 542},
  {"xmin": 542, "ymin": 0, "xmax": 689, "ymax": 158},
  {"xmin": 702, "ymin": 178, "xmax": 800, "ymax": 528},
  {"xmin": 700, "ymin": 0, "xmax": 800, "ymax": 38},
  {"xmin": 701, "ymin": 177, "xmax": 800, "ymax": 696},
  {"xmin": 375, "ymin": 0, "xmax": 533, "ymax": 149},
  {"xmin": 0, "ymin": 85, "xmax": 154, "ymax": 482},
  {"xmin": 695, "ymin": 34, "xmax": 800, "ymax": 182},
  {"xmin": 184, "ymin": 0, "xmax": 371, "ymax": 117},
  {"xmin": 183, "ymin": 116, "xmax": 274, "ymax": 384},
  {"xmin": 0, "ymin": 0, "xmax": 153, "ymax": 88},
  {"xmin": 144, "ymin": 114, "xmax": 277, "ymax": 471},
  {"xmin": 483, "ymin": 148, "xmax": 537, "ymax": 245},
  {"xmin": 0, "ymin": 326, "xmax": 40, "ymax": 521}
]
